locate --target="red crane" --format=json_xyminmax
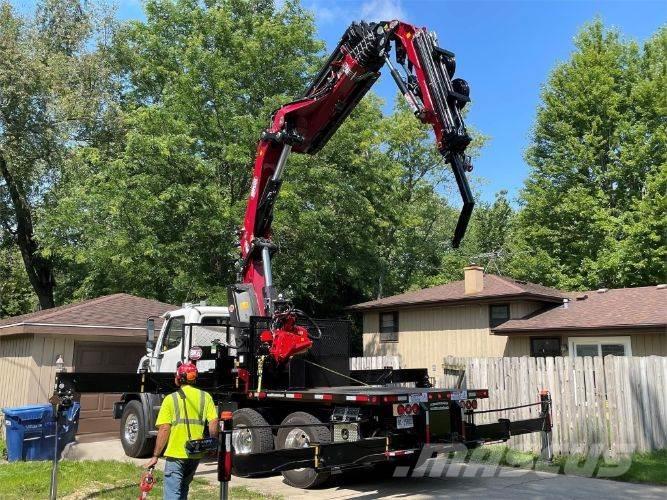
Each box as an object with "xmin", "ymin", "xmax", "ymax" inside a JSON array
[{"xmin": 230, "ymin": 20, "xmax": 474, "ymax": 363}]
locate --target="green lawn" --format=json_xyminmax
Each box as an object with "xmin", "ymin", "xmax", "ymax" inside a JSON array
[
  {"xmin": 0, "ymin": 460, "xmax": 274, "ymax": 499},
  {"xmin": 465, "ymin": 445, "xmax": 667, "ymax": 486}
]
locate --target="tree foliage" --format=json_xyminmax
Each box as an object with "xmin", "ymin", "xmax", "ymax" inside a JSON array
[
  {"xmin": 0, "ymin": 0, "xmax": 117, "ymax": 309},
  {"xmin": 38, "ymin": 0, "xmax": 488, "ymax": 313},
  {"xmin": 0, "ymin": 245, "xmax": 35, "ymax": 316},
  {"xmin": 511, "ymin": 21, "xmax": 666, "ymax": 289},
  {"xmin": 415, "ymin": 189, "xmax": 515, "ymax": 287},
  {"xmin": 4, "ymin": 3, "xmax": 661, "ymax": 320},
  {"xmin": 41, "ymin": 0, "xmax": 323, "ymax": 304}
]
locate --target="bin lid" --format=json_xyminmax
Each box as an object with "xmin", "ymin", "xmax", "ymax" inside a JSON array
[{"xmin": 2, "ymin": 404, "xmax": 53, "ymax": 421}]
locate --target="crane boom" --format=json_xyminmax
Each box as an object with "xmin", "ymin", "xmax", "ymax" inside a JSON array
[{"xmin": 236, "ymin": 20, "xmax": 474, "ymax": 320}]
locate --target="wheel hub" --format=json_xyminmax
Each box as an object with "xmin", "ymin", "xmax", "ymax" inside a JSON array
[
  {"xmin": 124, "ymin": 414, "xmax": 139, "ymax": 445},
  {"xmin": 232, "ymin": 426, "xmax": 254, "ymax": 455},
  {"xmin": 284, "ymin": 427, "xmax": 311, "ymax": 472},
  {"xmin": 284, "ymin": 428, "xmax": 311, "ymax": 449}
]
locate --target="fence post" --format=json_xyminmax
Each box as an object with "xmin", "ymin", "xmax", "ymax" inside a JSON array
[{"xmin": 539, "ymin": 390, "xmax": 554, "ymax": 462}]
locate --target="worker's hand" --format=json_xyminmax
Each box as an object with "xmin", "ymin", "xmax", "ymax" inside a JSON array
[{"xmin": 144, "ymin": 456, "xmax": 159, "ymax": 469}]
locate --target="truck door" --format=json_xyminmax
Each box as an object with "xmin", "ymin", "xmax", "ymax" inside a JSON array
[{"xmin": 156, "ymin": 316, "xmax": 186, "ymax": 372}]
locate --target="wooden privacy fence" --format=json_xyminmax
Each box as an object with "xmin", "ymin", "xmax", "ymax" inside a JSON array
[{"xmin": 442, "ymin": 355, "xmax": 667, "ymax": 456}]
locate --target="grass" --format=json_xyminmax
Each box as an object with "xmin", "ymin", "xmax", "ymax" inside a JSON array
[
  {"xmin": 0, "ymin": 460, "xmax": 274, "ymax": 499},
  {"xmin": 464, "ymin": 445, "xmax": 667, "ymax": 486}
]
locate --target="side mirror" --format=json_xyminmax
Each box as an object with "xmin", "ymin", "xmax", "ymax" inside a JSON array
[{"xmin": 146, "ymin": 318, "xmax": 156, "ymax": 352}]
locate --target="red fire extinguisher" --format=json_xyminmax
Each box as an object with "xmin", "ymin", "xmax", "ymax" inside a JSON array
[{"xmin": 138, "ymin": 466, "xmax": 156, "ymax": 500}]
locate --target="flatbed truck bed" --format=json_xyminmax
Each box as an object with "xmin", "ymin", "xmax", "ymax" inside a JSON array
[{"xmin": 245, "ymin": 385, "xmax": 487, "ymax": 404}]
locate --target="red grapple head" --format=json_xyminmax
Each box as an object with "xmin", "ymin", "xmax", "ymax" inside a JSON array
[
  {"xmin": 176, "ymin": 362, "xmax": 198, "ymax": 385},
  {"xmin": 269, "ymin": 324, "xmax": 313, "ymax": 364}
]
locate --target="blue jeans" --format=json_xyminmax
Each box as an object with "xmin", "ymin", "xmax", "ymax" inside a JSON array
[{"xmin": 163, "ymin": 458, "xmax": 200, "ymax": 500}]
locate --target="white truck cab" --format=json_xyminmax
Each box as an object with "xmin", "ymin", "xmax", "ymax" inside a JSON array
[{"xmin": 141, "ymin": 303, "xmax": 231, "ymax": 374}]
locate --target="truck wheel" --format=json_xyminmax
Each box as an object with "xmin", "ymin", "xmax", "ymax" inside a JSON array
[
  {"xmin": 277, "ymin": 412, "xmax": 331, "ymax": 489},
  {"xmin": 232, "ymin": 408, "xmax": 274, "ymax": 456},
  {"xmin": 120, "ymin": 400, "xmax": 154, "ymax": 458}
]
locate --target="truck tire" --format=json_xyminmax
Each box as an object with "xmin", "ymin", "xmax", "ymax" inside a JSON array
[
  {"xmin": 120, "ymin": 400, "xmax": 154, "ymax": 458},
  {"xmin": 277, "ymin": 412, "xmax": 331, "ymax": 489},
  {"xmin": 231, "ymin": 408, "xmax": 274, "ymax": 456}
]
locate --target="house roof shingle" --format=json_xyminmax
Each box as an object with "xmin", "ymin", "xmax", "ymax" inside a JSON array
[
  {"xmin": 347, "ymin": 275, "xmax": 567, "ymax": 311},
  {"xmin": 0, "ymin": 293, "xmax": 175, "ymax": 334},
  {"xmin": 493, "ymin": 285, "xmax": 667, "ymax": 333}
]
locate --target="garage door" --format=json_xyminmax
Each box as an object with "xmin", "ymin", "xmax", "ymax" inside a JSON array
[{"xmin": 74, "ymin": 343, "xmax": 146, "ymax": 434}]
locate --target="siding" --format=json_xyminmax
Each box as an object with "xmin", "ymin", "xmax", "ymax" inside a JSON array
[
  {"xmin": 0, "ymin": 333, "xmax": 76, "ymax": 410},
  {"xmin": 362, "ymin": 300, "xmax": 544, "ymax": 378},
  {"xmin": 632, "ymin": 331, "xmax": 667, "ymax": 355},
  {"xmin": 560, "ymin": 330, "xmax": 666, "ymax": 356},
  {"xmin": 30, "ymin": 334, "xmax": 75, "ymax": 404},
  {"xmin": 486, "ymin": 331, "xmax": 666, "ymax": 358},
  {"xmin": 0, "ymin": 335, "xmax": 34, "ymax": 410}
]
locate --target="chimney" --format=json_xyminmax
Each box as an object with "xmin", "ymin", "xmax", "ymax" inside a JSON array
[{"xmin": 464, "ymin": 265, "xmax": 484, "ymax": 295}]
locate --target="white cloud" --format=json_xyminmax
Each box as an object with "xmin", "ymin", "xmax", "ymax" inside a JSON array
[
  {"xmin": 359, "ymin": 0, "xmax": 406, "ymax": 22},
  {"xmin": 307, "ymin": 0, "xmax": 407, "ymax": 26}
]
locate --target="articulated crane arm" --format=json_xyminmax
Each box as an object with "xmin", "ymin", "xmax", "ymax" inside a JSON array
[{"xmin": 234, "ymin": 20, "xmax": 474, "ymax": 332}]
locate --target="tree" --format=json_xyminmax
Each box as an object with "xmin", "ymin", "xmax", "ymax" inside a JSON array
[
  {"xmin": 414, "ymin": 190, "xmax": 515, "ymax": 287},
  {"xmin": 42, "ymin": 0, "xmax": 323, "ymax": 304},
  {"xmin": 511, "ymin": 21, "xmax": 666, "ymax": 289},
  {"xmin": 371, "ymin": 97, "xmax": 489, "ymax": 295},
  {"xmin": 0, "ymin": 0, "xmax": 116, "ymax": 309},
  {"xmin": 0, "ymin": 245, "xmax": 35, "ymax": 317},
  {"xmin": 39, "ymin": 0, "xmax": 491, "ymax": 313}
]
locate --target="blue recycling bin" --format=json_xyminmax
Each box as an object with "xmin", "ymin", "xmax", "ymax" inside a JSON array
[{"xmin": 2, "ymin": 402, "xmax": 80, "ymax": 461}]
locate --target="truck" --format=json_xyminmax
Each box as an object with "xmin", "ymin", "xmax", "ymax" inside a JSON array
[{"xmin": 53, "ymin": 19, "xmax": 554, "ymax": 489}]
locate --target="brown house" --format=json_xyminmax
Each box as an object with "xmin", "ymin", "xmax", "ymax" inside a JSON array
[
  {"xmin": 0, "ymin": 293, "xmax": 173, "ymax": 433},
  {"xmin": 349, "ymin": 266, "xmax": 667, "ymax": 383}
]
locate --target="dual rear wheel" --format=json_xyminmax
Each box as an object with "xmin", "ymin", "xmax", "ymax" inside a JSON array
[{"xmin": 231, "ymin": 408, "xmax": 331, "ymax": 489}]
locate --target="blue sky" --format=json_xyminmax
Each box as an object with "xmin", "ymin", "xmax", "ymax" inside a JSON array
[
  {"xmin": 11, "ymin": 0, "xmax": 665, "ymax": 202},
  {"xmin": 302, "ymin": 0, "xmax": 665, "ymax": 202}
]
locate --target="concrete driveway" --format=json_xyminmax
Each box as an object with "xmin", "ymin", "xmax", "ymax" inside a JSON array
[{"xmin": 65, "ymin": 435, "xmax": 666, "ymax": 499}]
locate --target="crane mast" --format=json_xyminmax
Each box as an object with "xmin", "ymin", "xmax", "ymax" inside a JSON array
[{"xmin": 230, "ymin": 20, "xmax": 474, "ymax": 346}]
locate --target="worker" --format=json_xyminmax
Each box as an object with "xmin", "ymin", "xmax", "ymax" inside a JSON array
[{"xmin": 144, "ymin": 362, "xmax": 219, "ymax": 499}]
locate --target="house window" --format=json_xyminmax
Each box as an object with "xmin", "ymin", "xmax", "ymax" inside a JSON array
[
  {"xmin": 531, "ymin": 337, "xmax": 561, "ymax": 357},
  {"xmin": 568, "ymin": 336, "xmax": 632, "ymax": 358},
  {"xmin": 379, "ymin": 312, "xmax": 398, "ymax": 342},
  {"xmin": 489, "ymin": 304, "xmax": 510, "ymax": 328}
]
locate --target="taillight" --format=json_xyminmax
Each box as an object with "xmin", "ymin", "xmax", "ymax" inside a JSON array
[{"xmin": 393, "ymin": 402, "xmax": 421, "ymax": 416}]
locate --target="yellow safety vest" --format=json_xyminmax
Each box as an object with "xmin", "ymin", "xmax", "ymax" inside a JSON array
[{"xmin": 156, "ymin": 385, "xmax": 214, "ymax": 459}]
